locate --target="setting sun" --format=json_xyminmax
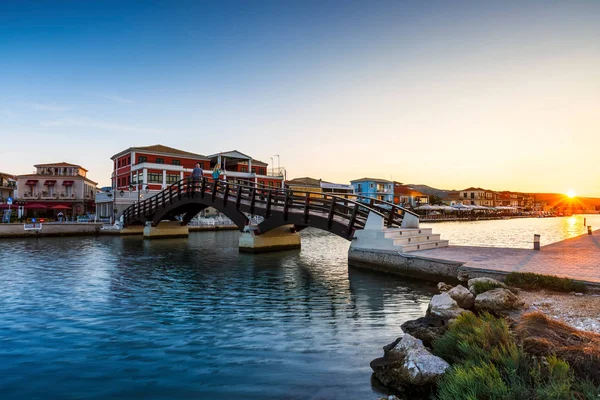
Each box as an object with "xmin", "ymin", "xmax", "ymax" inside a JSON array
[{"xmin": 566, "ymin": 189, "xmax": 576, "ymax": 198}]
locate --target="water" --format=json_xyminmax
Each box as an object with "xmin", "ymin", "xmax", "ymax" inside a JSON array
[
  {"xmin": 422, "ymin": 214, "xmax": 600, "ymax": 249},
  {"xmin": 0, "ymin": 229, "xmax": 435, "ymax": 400}
]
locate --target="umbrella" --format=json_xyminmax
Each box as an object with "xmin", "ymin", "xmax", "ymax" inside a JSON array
[
  {"xmin": 451, "ymin": 204, "xmax": 471, "ymax": 210},
  {"xmin": 50, "ymin": 205, "xmax": 71, "ymax": 210},
  {"xmin": 24, "ymin": 203, "xmax": 48, "ymax": 209},
  {"xmin": 415, "ymin": 204, "xmax": 436, "ymax": 210}
]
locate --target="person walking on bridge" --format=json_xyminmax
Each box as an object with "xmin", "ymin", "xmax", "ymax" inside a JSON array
[
  {"xmin": 192, "ymin": 162, "xmax": 204, "ymax": 193},
  {"xmin": 212, "ymin": 164, "xmax": 221, "ymax": 182}
]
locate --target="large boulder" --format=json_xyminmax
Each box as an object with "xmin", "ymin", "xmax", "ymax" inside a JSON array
[
  {"xmin": 371, "ymin": 334, "xmax": 450, "ymax": 392},
  {"xmin": 474, "ymin": 288, "xmax": 525, "ymax": 313},
  {"xmin": 401, "ymin": 316, "xmax": 449, "ymax": 349},
  {"xmin": 427, "ymin": 292, "xmax": 470, "ymax": 319},
  {"xmin": 468, "ymin": 277, "xmax": 507, "ymax": 295},
  {"xmin": 447, "ymin": 284, "xmax": 475, "ymax": 309}
]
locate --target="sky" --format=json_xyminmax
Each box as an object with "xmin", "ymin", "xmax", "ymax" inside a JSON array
[{"xmin": 1, "ymin": 0, "xmax": 599, "ymax": 196}]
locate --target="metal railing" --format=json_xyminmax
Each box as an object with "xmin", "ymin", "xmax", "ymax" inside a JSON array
[{"xmin": 122, "ymin": 178, "xmax": 414, "ymax": 237}]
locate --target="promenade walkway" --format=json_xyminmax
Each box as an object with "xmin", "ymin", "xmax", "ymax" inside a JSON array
[{"xmin": 415, "ymin": 230, "xmax": 600, "ymax": 284}]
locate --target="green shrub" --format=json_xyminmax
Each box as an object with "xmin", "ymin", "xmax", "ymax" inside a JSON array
[
  {"xmin": 432, "ymin": 312, "xmax": 590, "ymax": 400},
  {"xmin": 471, "ymin": 280, "xmax": 505, "ymax": 295},
  {"xmin": 505, "ymin": 272, "xmax": 587, "ymax": 293},
  {"xmin": 433, "ymin": 312, "xmax": 514, "ymax": 365},
  {"xmin": 573, "ymin": 379, "xmax": 600, "ymax": 399},
  {"xmin": 434, "ymin": 362, "xmax": 510, "ymax": 400}
]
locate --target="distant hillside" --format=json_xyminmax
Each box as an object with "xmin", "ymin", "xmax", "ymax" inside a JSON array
[{"xmin": 407, "ymin": 184, "xmax": 452, "ymax": 199}]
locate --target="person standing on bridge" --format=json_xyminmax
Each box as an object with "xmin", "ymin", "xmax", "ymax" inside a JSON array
[
  {"xmin": 212, "ymin": 164, "xmax": 221, "ymax": 182},
  {"xmin": 192, "ymin": 162, "xmax": 204, "ymax": 193}
]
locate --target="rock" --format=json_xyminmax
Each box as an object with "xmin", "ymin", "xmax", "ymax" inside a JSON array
[
  {"xmin": 377, "ymin": 396, "xmax": 400, "ymax": 400},
  {"xmin": 474, "ymin": 288, "xmax": 525, "ymax": 313},
  {"xmin": 371, "ymin": 334, "xmax": 450, "ymax": 392},
  {"xmin": 447, "ymin": 284, "xmax": 475, "ymax": 309},
  {"xmin": 401, "ymin": 316, "xmax": 449, "ymax": 348},
  {"xmin": 437, "ymin": 282, "xmax": 453, "ymax": 292},
  {"xmin": 468, "ymin": 277, "xmax": 507, "ymax": 295},
  {"xmin": 427, "ymin": 292, "xmax": 470, "ymax": 319}
]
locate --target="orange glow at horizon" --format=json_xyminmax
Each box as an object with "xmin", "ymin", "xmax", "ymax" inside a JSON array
[{"xmin": 567, "ymin": 189, "xmax": 576, "ymax": 198}]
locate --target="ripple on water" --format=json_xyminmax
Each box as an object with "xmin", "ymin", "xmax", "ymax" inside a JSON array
[{"xmin": 0, "ymin": 229, "xmax": 434, "ymax": 399}]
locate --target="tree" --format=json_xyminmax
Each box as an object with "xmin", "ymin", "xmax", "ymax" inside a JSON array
[{"xmin": 429, "ymin": 195, "xmax": 444, "ymax": 205}]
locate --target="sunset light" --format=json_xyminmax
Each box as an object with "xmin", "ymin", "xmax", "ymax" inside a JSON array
[{"xmin": 566, "ymin": 189, "xmax": 576, "ymax": 198}]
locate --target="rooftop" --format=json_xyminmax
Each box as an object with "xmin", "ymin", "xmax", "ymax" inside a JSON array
[
  {"xmin": 350, "ymin": 177, "xmax": 393, "ymax": 184},
  {"xmin": 34, "ymin": 162, "xmax": 87, "ymax": 171},
  {"xmin": 112, "ymin": 144, "xmax": 207, "ymax": 160}
]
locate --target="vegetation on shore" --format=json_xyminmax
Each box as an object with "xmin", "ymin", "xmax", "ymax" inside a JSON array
[
  {"xmin": 431, "ymin": 312, "xmax": 600, "ymax": 399},
  {"xmin": 505, "ymin": 272, "xmax": 587, "ymax": 293}
]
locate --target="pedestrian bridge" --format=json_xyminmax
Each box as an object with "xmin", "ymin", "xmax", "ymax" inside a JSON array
[{"xmin": 121, "ymin": 178, "xmax": 448, "ymax": 252}]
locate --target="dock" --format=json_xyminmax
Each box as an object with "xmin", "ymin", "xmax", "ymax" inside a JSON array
[{"xmin": 413, "ymin": 229, "xmax": 600, "ymax": 285}]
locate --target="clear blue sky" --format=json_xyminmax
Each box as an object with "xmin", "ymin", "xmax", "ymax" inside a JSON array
[{"xmin": 2, "ymin": 1, "xmax": 600, "ymax": 195}]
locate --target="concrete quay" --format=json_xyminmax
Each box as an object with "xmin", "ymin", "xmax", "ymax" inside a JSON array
[
  {"xmin": 350, "ymin": 229, "xmax": 600, "ymax": 289},
  {"xmin": 0, "ymin": 222, "xmax": 103, "ymax": 238}
]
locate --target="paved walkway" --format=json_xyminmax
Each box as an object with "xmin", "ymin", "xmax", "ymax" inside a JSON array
[{"xmin": 415, "ymin": 230, "xmax": 600, "ymax": 284}]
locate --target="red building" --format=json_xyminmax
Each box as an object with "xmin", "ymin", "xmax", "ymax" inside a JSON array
[{"xmin": 97, "ymin": 145, "xmax": 284, "ymax": 219}]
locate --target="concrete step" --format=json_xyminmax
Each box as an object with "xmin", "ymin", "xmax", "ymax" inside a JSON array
[
  {"xmin": 382, "ymin": 228, "xmax": 433, "ymax": 238},
  {"xmin": 398, "ymin": 240, "xmax": 449, "ymax": 253},
  {"xmin": 393, "ymin": 233, "xmax": 441, "ymax": 246}
]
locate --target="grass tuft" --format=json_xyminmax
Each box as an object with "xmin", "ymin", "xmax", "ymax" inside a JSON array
[{"xmin": 504, "ymin": 272, "xmax": 587, "ymax": 293}]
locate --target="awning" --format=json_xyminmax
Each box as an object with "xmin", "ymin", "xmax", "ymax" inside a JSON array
[
  {"xmin": 44, "ymin": 180, "xmax": 56, "ymax": 185},
  {"xmin": 62, "ymin": 180, "xmax": 74, "ymax": 186},
  {"xmin": 25, "ymin": 180, "xmax": 39, "ymax": 185},
  {"xmin": 24, "ymin": 203, "xmax": 48, "ymax": 209}
]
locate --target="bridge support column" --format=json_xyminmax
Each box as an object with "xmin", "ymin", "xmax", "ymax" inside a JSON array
[
  {"xmin": 143, "ymin": 221, "xmax": 189, "ymax": 239},
  {"xmin": 239, "ymin": 224, "xmax": 301, "ymax": 253}
]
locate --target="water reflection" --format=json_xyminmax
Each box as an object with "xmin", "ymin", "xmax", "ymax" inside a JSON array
[
  {"xmin": 0, "ymin": 229, "xmax": 433, "ymax": 399},
  {"xmin": 422, "ymin": 214, "xmax": 600, "ymax": 248}
]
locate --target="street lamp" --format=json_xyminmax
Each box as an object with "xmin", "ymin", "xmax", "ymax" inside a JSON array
[{"xmin": 273, "ymin": 154, "xmax": 280, "ymax": 174}]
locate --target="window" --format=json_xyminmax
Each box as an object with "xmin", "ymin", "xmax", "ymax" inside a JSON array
[
  {"xmin": 127, "ymin": 176, "xmax": 130, "ymax": 185},
  {"xmin": 463, "ymin": 193, "xmax": 467, "ymax": 198},
  {"xmin": 370, "ymin": 183, "xmax": 374, "ymax": 188},
  {"xmin": 167, "ymin": 174, "xmax": 179, "ymax": 184},
  {"xmin": 148, "ymin": 173, "xmax": 162, "ymax": 183},
  {"xmin": 241, "ymin": 166, "xmax": 247, "ymax": 173},
  {"xmin": 259, "ymin": 168, "xmax": 265, "ymax": 175},
  {"xmin": 138, "ymin": 156, "xmax": 147, "ymax": 163},
  {"xmin": 172, "ymin": 159, "xmax": 180, "ymax": 165},
  {"xmin": 470, "ymin": 193, "xmax": 475, "ymax": 199},
  {"xmin": 156, "ymin": 158, "xmax": 164, "ymax": 164},
  {"xmin": 268, "ymin": 181, "xmax": 274, "ymax": 187},
  {"xmin": 127, "ymin": 157, "xmax": 130, "ymax": 165},
  {"xmin": 251, "ymin": 167, "xmax": 256, "ymax": 174}
]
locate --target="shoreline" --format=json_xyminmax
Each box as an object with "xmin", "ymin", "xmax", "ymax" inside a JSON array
[{"xmin": 0, "ymin": 222, "xmax": 238, "ymax": 239}]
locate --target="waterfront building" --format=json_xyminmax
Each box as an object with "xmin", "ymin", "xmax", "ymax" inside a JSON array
[
  {"xmin": 393, "ymin": 182, "xmax": 429, "ymax": 207},
  {"xmin": 97, "ymin": 144, "xmax": 209, "ymax": 220},
  {"xmin": 286, "ymin": 177, "xmax": 354, "ymax": 197},
  {"xmin": 207, "ymin": 150, "xmax": 284, "ymax": 188},
  {"xmin": 0, "ymin": 172, "xmax": 17, "ymax": 203},
  {"xmin": 459, "ymin": 187, "xmax": 496, "ymax": 207},
  {"xmin": 97, "ymin": 145, "xmax": 285, "ymax": 220},
  {"xmin": 350, "ymin": 178, "xmax": 394, "ymax": 202},
  {"xmin": 14, "ymin": 162, "xmax": 97, "ymax": 217}
]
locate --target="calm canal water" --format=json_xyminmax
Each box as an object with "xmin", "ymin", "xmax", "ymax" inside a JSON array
[
  {"xmin": 0, "ymin": 229, "xmax": 434, "ymax": 400},
  {"xmin": 422, "ymin": 214, "xmax": 600, "ymax": 248}
]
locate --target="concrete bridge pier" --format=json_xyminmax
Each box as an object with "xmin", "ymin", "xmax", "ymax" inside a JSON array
[
  {"xmin": 239, "ymin": 224, "xmax": 301, "ymax": 253},
  {"xmin": 143, "ymin": 220, "xmax": 189, "ymax": 239}
]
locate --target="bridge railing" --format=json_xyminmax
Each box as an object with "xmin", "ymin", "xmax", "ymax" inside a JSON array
[{"xmin": 121, "ymin": 178, "xmax": 406, "ymax": 233}]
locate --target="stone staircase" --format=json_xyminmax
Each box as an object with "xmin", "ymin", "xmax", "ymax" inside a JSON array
[
  {"xmin": 382, "ymin": 227, "xmax": 449, "ymax": 252},
  {"xmin": 351, "ymin": 226, "xmax": 449, "ymax": 253}
]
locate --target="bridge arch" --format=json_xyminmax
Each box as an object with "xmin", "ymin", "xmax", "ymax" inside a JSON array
[{"xmin": 121, "ymin": 179, "xmax": 416, "ymax": 240}]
